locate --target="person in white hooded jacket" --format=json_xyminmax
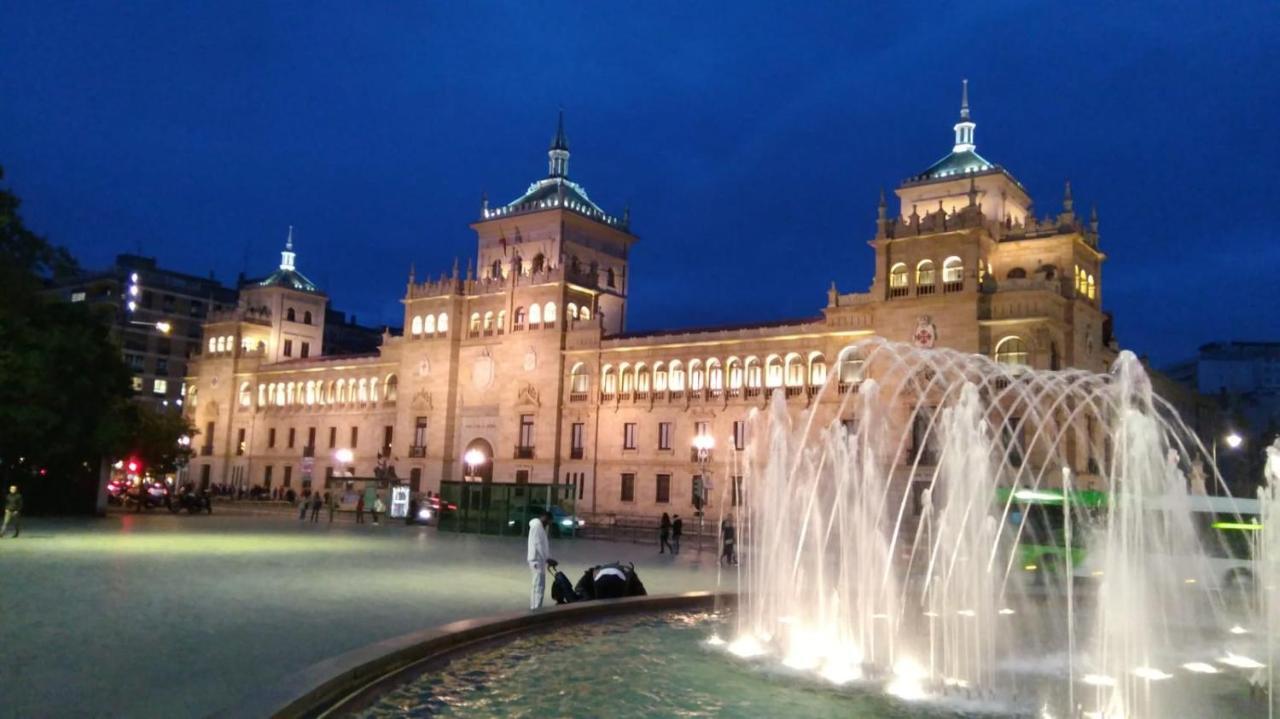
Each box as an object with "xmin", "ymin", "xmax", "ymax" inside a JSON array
[{"xmin": 526, "ymin": 510, "xmax": 556, "ymax": 610}]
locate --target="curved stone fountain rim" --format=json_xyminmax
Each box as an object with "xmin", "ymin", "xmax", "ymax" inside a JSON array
[{"xmin": 209, "ymin": 591, "xmax": 732, "ymax": 719}]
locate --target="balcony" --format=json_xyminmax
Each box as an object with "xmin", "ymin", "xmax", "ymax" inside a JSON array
[
  {"xmin": 916, "ymin": 284, "xmax": 936, "ymax": 296},
  {"xmin": 514, "ymin": 445, "xmax": 535, "ymax": 459},
  {"xmin": 745, "ymin": 387, "xmax": 761, "ymax": 398},
  {"xmin": 570, "ymin": 447, "xmax": 584, "ymax": 460},
  {"xmin": 784, "ymin": 386, "xmax": 804, "ymax": 399},
  {"xmin": 943, "ymin": 280, "xmax": 963, "ymax": 293},
  {"xmin": 691, "ymin": 448, "xmax": 714, "ymax": 464},
  {"xmin": 837, "ymin": 381, "xmax": 859, "ymax": 395},
  {"xmin": 569, "ymin": 392, "xmax": 588, "ymax": 403},
  {"xmin": 634, "ymin": 391, "xmax": 647, "ymax": 401},
  {"xmin": 888, "ymin": 285, "xmax": 909, "ymax": 298},
  {"xmin": 408, "ymin": 445, "xmax": 427, "ymax": 458}
]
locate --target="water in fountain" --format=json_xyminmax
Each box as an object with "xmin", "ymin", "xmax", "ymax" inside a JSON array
[
  {"xmin": 719, "ymin": 339, "xmax": 1262, "ymax": 717},
  {"xmin": 1258, "ymin": 439, "xmax": 1280, "ymax": 718}
]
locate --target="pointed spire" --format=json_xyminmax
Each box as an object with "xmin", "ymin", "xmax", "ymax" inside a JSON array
[
  {"xmin": 1063, "ymin": 180, "xmax": 1074, "ymax": 213},
  {"xmin": 547, "ymin": 109, "xmax": 570, "ymax": 178},
  {"xmin": 952, "ymin": 79, "xmax": 976, "ymax": 153},
  {"xmin": 967, "ymin": 176, "xmax": 978, "ymax": 207},
  {"xmin": 622, "ymin": 203, "xmax": 631, "ymax": 227},
  {"xmin": 481, "ymin": 192, "xmax": 489, "ymax": 216},
  {"xmin": 1090, "ymin": 205, "xmax": 1099, "ymax": 233},
  {"xmin": 877, "ymin": 188, "xmax": 887, "ymax": 219},
  {"xmin": 408, "ymin": 262, "xmax": 416, "ymax": 285},
  {"xmin": 451, "ymin": 258, "xmax": 459, "ymax": 280},
  {"xmin": 279, "ymin": 225, "xmax": 297, "ymax": 271}
]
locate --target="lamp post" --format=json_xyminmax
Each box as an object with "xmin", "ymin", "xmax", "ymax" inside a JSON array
[
  {"xmin": 693, "ymin": 434, "xmax": 715, "ymax": 551},
  {"xmin": 1211, "ymin": 432, "xmax": 1243, "ymax": 495},
  {"xmin": 334, "ymin": 448, "xmax": 354, "ymax": 476},
  {"xmin": 463, "ymin": 448, "xmax": 486, "ymax": 482}
]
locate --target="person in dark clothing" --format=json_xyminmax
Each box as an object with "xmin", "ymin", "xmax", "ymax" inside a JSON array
[
  {"xmin": 1, "ymin": 485, "xmax": 22, "ymax": 538},
  {"xmin": 310, "ymin": 492, "xmax": 323, "ymax": 522},
  {"xmin": 355, "ymin": 495, "xmax": 365, "ymax": 524},
  {"xmin": 720, "ymin": 517, "xmax": 737, "ymax": 565},
  {"xmin": 671, "ymin": 515, "xmax": 683, "ymax": 554},
  {"xmin": 659, "ymin": 513, "xmax": 674, "ymax": 554},
  {"xmin": 591, "ymin": 563, "xmax": 631, "ymax": 599}
]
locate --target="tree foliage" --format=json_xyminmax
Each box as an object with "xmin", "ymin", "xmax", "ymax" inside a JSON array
[{"xmin": 0, "ymin": 165, "xmax": 137, "ymax": 512}]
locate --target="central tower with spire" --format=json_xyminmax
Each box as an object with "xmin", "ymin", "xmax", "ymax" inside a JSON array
[
  {"xmin": 953, "ymin": 79, "xmax": 976, "ymax": 152},
  {"xmin": 548, "ymin": 110, "xmax": 570, "ymax": 178}
]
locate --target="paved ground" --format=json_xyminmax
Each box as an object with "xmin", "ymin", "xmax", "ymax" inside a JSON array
[{"xmin": 0, "ymin": 509, "xmax": 726, "ymax": 718}]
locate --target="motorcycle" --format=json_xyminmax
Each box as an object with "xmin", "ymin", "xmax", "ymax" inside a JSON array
[{"xmin": 168, "ymin": 488, "xmax": 212, "ymax": 515}]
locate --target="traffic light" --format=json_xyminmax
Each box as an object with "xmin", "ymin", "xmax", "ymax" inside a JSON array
[{"xmin": 126, "ymin": 458, "xmax": 141, "ymax": 475}]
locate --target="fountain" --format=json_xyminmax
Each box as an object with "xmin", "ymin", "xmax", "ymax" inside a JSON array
[{"xmin": 722, "ymin": 339, "xmax": 1272, "ymax": 717}]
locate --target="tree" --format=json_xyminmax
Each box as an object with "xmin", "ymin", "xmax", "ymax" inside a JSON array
[
  {"xmin": 0, "ymin": 165, "xmax": 137, "ymax": 512},
  {"xmin": 127, "ymin": 404, "xmax": 196, "ymax": 477}
]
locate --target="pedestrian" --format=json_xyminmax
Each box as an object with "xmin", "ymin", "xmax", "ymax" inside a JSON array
[
  {"xmin": 671, "ymin": 514, "xmax": 683, "ymax": 554},
  {"xmin": 356, "ymin": 494, "xmax": 365, "ymax": 524},
  {"xmin": 326, "ymin": 491, "xmax": 337, "ymax": 523},
  {"xmin": 527, "ymin": 510, "xmax": 556, "ymax": 610},
  {"xmin": 1, "ymin": 485, "xmax": 23, "ymax": 539},
  {"xmin": 659, "ymin": 512, "xmax": 673, "ymax": 554},
  {"xmin": 372, "ymin": 494, "xmax": 384, "ymax": 525},
  {"xmin": 298, "ymin": 492, "xmax": 308, "ymax": 520},
  {"xmin": 720, "ymin": 516, "xmax": 737, "ymax": 565},
  {"xmin": 310, "ymin": 492, "xmax": 322, "ymax": 522}
]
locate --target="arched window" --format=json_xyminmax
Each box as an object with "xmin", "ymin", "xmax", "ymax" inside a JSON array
[
  {"xmin": 567, "ymin": 302, "xmax": 578, "ymax": 321},
  {"xmin": 745, "ymin": 357, "xmax": 762, "ymax": 388},
  {"xmin": 336, "ymin": 379, "xmax": 346, "ymax": 404},
  {"xmin": 669, "ymin": 360, "xmax": 685, "ymax": 391},
  {"xmin": 275, "ymin": 384, "xmax": 286, "ymax": 406},
  {"xmin": 411, "ymin": 315, "xmax": 423, "ymax": 336},
  {"xmin": 708, "ymin": 359, "xmax": 723, "ymax": 391},
  {"xmin": 765, "ymin": 356, "xmax": 784, "ymax": 387},
  {"xmin": 188, "ymin": 386, "xmax": 199, "ymax": 409},
  {"xmin": 994, "ymin": 336, "xmax": 1029, "ymax": 366},
  {"xmin": 437, "ymin": 312, "xmax": 449, "ymax": 334},
  {"xmin": 357, "ymin": 378, "xmax": 369, "ymax": 403},
  {"xmin": 1007, "ymin": 267, "xmax": 1027, "ymax": 279},
  {"xmin": 370, "ymin": 377, "xmax": 379, "ymax": 403},
  {"xmin": 916, "ymin": 260, "xmax": 936, "ymax": 287},
  {"xmin": 238, "ymin": 382, "xmax": 252, "ymax": 408},
  {"xmin": 579, "ymin": 306, "xmax": 591, "ymax": 321},
  {"xmin": 215, "ymin": 336, "xmax": 226, "ymax": 353},
  {"xmin": 491, "ymin": 260, "xmax": 502, "ymax": 279},
  {"xmin": 531, "ymin": 253, "xmax": 545, "ymax": 274},
  {"xmin": 424, "ymin": 314, "xmax": 436, "ymax": 335},
  {"xmin": 943, "ymin": 256, "xmax": 963, "ymax": 290},
  {"xmin": 258, "ymin": 384, "xmax": 266, "ymax": 407},
  {"xmin": 688, "ymin": 360, "xmax": 704, "ymax": 391},
  {"xmin": 570, "ymin": 363, "xmax": 589, "ymax": 394},
  {"xmin": 287, "ymin": 382, "xmax": 297, "ymax": 406},
  {"xmin": 514, "ymin": 306, "xmax": 526, "ymax": 329},
  {"xmin": 305, "ymin": 381, "xmax": 316, "ymax": 406},
  {"xmin": 809, "ymin": 353, "xmax": 827, "ymax": 386},
  {"xmin": 838, "ymin": 348, "xmax": 865, "ymax": 384},
  {"xmin": 653, "ymin": 362, "xmax": 668, "ymax": 391},
  {"xmin": 483, "ymin": 311, "xmax": 494, "ymax": 331},
  {"xmin": 606, "ymin": 267, "xmax": 616, "ymax": 287},
  {"xmin": 208, "ymin": 337, "xmax": 217, "ymax": 353},
  {"xmin": 1036, "ymin": 264, "xmax": 1058, "ymax": 281},
  {"xmin": 727, "ymin": 359, "xmax": 743, "ymax": 389},
  {"xmin": 385, "ymin": 374, "xmax": 398, "ymax": 402},
  {"xmin": 469, "ymin": 312, "xmax": 481, "ymax": 333},
  {"xmin": 784, "ymin": 353, "xmax": 805, "ymax": 387},
  {"xmin": 287, "ymin": 307, "xmax": 296, "ymax": 322},
  {"xmin": 1087, "ymin": 273, "xmax": 1096, "ymax": 300},
  {"xmin": 304, "ymin": 310, "xmax": 312, "ymax": 325},
  {"xmin": 889, "ymin": 263, "xmax": 909, "ymax": 288},
  {"xmin": 620, "ymin": 364, "xmax": 634, "ymax": 393},
  {"xmin": 543, "ymin": 302, "xmax": 557, "ymax": 327},
  {"xmin": 636, "ymin": 364, "xmax": 651, "ymax": 392},
  {"xmin": 601, "ymin": 366, "xmax": 617, "ymax": 394},
  {"xmin": 529, "ymin": 303, "xmax": 542, "ymax": 325}
]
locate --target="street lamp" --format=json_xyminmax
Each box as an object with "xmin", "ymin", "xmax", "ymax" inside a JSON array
[
  {"xmin": 1211, "ymin": 431, "xmax": 1244, "ymax": 495},
  {"xmin": 463, "ymin": 448, "xmax": 486, "ymax": 482},
  {"xmin": 692, "ymin": 434, "xmax": 715, "ymax": 551},
  {"xmin": 334, "ymin": 448, "xmax": 354, "ymax": 477}
]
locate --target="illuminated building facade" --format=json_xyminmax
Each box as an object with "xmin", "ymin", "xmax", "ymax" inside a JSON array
[{"xmin": 184, "ymin": 87, "xmax": 1116, "ymax": 516}]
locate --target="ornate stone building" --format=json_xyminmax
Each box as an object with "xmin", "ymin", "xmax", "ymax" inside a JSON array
[{"xmin": 183, "ymin": 86, "xmax": 1115, "ymax": 516}]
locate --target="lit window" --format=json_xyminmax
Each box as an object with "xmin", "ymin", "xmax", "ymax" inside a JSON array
[
  {"xmin": 132, "ymin": 376, "xmax": 143, "ymax": 391},
  {"xmin": 915, "ymin": 260, "xmax": 936, "ymax": 286},
  {"xmin": 942, "ymin": 257, "xmax": 963, "ymax": 284},
  {"xmin": 71, "ymin": 291, "xmax": 86, "ymax": 302},
  {"xmin": 424, "ymin": 314, "xmax": 436, "ymax": 334},
  {"xmin": 570, "ymin": 364, "xmax": 589, "ymax": 393},
  {"xmin": 153, "ymin": 379, "xmax": 168, "ymax": 395},
  {"xmin": 994, "ymin": 336, "xmax": 1029, "ymax": 366},
  {"xmin": 411, "ymin": 315, "xmax": 422, "ymax": 336},
  {"xmin": 437, "ymin": 312, "xmax": 448, "ymax": 333},
  {"xmin": 809, "ymin": 355, "xmax": 827, "ymax": 386},
  {"xmin": 889, "ymin": 263, "xmax": 908, "ymax": 288},
  {"xmin": 529, "ymin": 303, "xmax": 542, "ymax": 325}
]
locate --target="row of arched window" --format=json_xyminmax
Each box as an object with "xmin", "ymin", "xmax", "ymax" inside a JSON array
[
  {"xmin": 889, "ymin": 257, "xmax": 964, "ymax": 297},
  {"xmin": 284, "ymin": 307, "xmax": 313, "ymax": 324},
  {"xmin": 574, "ymin": 352, "xmax": 866, "ymax": 397},
  {"xmin": 993, "ymin": 336, "xmax": 1029, "ymax": 366},
  {"xmin": 1074, "ymin": 266, "xmax": 1097, "ymax": 300},
  {"xmin": 409, "ymin": 313, "xmax": 451, "ymax": 337},
  {"xmin": 208, "ymin": 335, "xmax": 237, "ymax": 354},
  {"xmin": 242, "ymin": 374, "xmax": 399, "ymax": 409},
  {"xmin": 409, "ymin": 302, "xmax": 595, "ymax": 339}
]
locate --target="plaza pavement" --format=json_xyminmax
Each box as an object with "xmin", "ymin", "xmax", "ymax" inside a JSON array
[{"xmin": 0, "ymin": 508, "xmax": 725, "ymax": 718}]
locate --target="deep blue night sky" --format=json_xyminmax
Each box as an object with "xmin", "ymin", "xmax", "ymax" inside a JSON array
[{"xmin": 2, "ymin": 2, "xmax": 1277, "ymax": 364}]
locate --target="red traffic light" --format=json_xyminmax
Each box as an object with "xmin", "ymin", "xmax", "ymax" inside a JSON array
[{"xmin": 126, "ymin": 459, "xmax": 140, "ymax": 474}]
